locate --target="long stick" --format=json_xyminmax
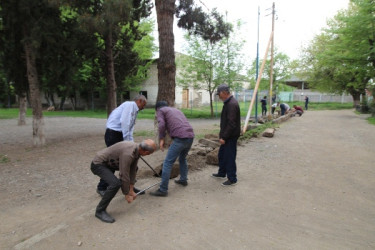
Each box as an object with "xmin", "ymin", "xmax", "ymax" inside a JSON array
[
  {"xmin": 136, "ymin": 181, "xmax": 161, "ymax": 195},
  {"xmin": 140, "ymin": 156, "xmax": 160, "ymax": 177},
  {"xmin": 242, "ymin": 31, "xmax": 274, "ymax": 134}
]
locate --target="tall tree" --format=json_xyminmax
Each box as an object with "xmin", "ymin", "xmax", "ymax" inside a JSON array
[
  {"xmin": 1, "ymin": 0, "xmax": 64, "ymax": 145},
  {"xmin": 0, "ymin": 1, "xmax": 29, "ymax": 125},
  {"xmin": 154, "ymin": 0, "xmax": 231, "ymax": 106},
  {"xmin": 301, "ymin": 0, "xmax": 375, "ymax": 106},
  {"xmin": 177, "ymin": 19, "xmax": 243, "ymax": 117},
  {"xmin": 75, "ymin": 0, "xmax": 152, "ymax": 115},
  {"xmin": 247, "ymin": 48, "xmax": 295, "ymax": 94},
  {"xmin": 155, "ymin": 0, "xmax": 176, "ymax": 106}
]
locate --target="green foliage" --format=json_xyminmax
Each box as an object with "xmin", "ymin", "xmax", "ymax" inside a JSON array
[
  {"xmin": 0, "ymin": 0, "xmax": 154, "ymax": 111},
  {"xmin": 177, "ymin": 20, "xmax": 247, "ymax": 117},
  {"xmin": 367, "ymin": 116, "xmax": 375, "ymax": 125},
  {"xmin": 300, "ymin": 0, "xmax": 375, "ymax": 105},
  {"xmin": 247, "ymin": 47, "xmax": 295, "ymax": 94},
  {"xmin": 0, "ymin": 154, "xmax": 10, "ymax": 164},
  {"xmin": 176, "ymin": 6, "xmax": 232, "ymax": 45}
]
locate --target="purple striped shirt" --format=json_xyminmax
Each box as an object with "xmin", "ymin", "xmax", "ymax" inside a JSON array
[{"xmin": 156, "ymin": 107, "xmax": 194, "ymax": 139}]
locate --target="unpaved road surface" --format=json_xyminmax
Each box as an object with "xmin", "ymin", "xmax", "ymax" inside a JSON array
[{"xmin": 0, "ymin": 110, "xmax": 374, "ymax": 249}]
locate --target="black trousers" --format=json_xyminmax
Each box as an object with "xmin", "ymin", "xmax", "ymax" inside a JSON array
[
  {"xmin": 91, "ymin": 162, "xmax": 121, "ymax": 212},
  {"xmin": 261, "ymin": 105, "xmax": 267, "ymax": 116},
  {"xmin": 97, "ymin": 129, "xmax": 123, "ymax": 191}
]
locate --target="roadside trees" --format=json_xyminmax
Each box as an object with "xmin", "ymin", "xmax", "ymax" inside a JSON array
[
  {"xmin": 301, "ymin": 0, "xmax": 375, "ymax": 107},
  {"xmin": 177, "ymin": 20, "xmax": 244, "ymax": 117}
]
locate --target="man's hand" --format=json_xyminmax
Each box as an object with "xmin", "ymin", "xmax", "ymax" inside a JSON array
[
  {"xmin": 125, "ymin": 194, "xmax": 134, "ymax": 203},
  {"xmin": 129, "ymin": 189, "xmax": 137, "ymax": 200},
  {"xmin": 219, "ymin": 138, "xmax": 225, "ymax": 145},
  {"xmin": 159, "ymin": 138, "xmax": 165, "ymax": 152}
]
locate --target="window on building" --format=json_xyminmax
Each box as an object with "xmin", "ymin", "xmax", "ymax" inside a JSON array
[{"xmin": 139, "ymin": 91, "xmax": 147, "ymax": 99}]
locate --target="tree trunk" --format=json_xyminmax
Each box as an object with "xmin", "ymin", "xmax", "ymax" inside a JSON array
[
  {"xmin": 352, "ymin": 91, "xmax": 361, "ymax": 107},
  {"xmin": 23, "ymin": 32, "xmax": 45, "ymax": 146},
  {"xmin": 209, "ymin": 91, "xmax": 214, "ymax": 118},
  {"xmin": 155, "ymin": 0, "xmax": 176, "ymax": 106},
  {"xmin": 59, "ymin": 96, "xmax": 66, "ymax": 111},
  {"xmin": 105, "ymin": 31, "xmax": 117, "ymax": 116},
  {"xmin": 18, "ymin": 93, "xmax": 27, "ymax": 126}
]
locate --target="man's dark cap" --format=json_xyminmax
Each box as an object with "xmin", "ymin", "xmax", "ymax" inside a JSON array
[
  {"xmin": 216, "ymin": 84, "xmax": 229, "ymax": 95},
  {"xmin": 155, "ymin": 101, "xmax": 168, "ymax": 110}
]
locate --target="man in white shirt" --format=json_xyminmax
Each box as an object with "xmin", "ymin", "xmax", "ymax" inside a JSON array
[{"xmin": 96, "ymin": 95, "xmax": 147, "ymax": 197}]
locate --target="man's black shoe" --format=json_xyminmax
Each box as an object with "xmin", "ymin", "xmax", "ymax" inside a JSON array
[
  {"xmin": 95, "ymin": 210, "xmax": 115, "ymax": 223},
  {"xmin": 150, "ymin": 189, "xmax": 168, "ymax": 197},
  {"xmin": 96, "ymin": 189, "xmax": 106, "ymax": 197},
  {"xmin": 174, "ymin": 179, "xmax": 188, "ymax": 186},
  {"xmin": 211, "ymin": 173, "xmax": 226, "ymax": 179},
  {"xmin": 133, "ymin": 187, "xmax": 145, "ymax": 195},
  {"xmin": 221, "ymin": 179, "xmax": 237, "ymax": 186}
]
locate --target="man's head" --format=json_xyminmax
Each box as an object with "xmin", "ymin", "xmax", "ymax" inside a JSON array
[
  {"xmin": 155, "ymin": 101, "xmax": 168, "ymax": 110},
  {"xmin": 139, "ymin": 139, "xmax": 156, "ymax": 156},
  {"xmin": 216, "ymin": 84, "xmax": 230, "ymax": 101},
  {"xmin": 134, "ymin": 95, "xmax": 147, "ymax": 110}
]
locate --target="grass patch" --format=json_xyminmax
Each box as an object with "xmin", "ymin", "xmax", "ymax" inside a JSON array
[
  {"xmin": 367, "ymin": 116, "xmax": 375, "ymax": 125},
  {"xmin": 0, "ymin": 155, "xmax": 10, "ymax": 164},
  {"xmin": 0, "ymin": 102, "xmax": 354, "ymax": 120},
  {"xmin": 239, "ymin": 122, "xmax": 279, "ymax": 141},
  {"xmin": 134, "ymin": 130, "xmax": 155, "ymax": 137}
]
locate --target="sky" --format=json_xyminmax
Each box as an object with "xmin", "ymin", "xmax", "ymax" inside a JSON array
[{"xmin": 164, "ymin": 0, "xmax": 350, "ymax": 62}]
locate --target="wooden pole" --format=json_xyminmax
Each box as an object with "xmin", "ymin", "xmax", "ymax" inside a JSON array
[
  {"xmin": 269, "ymin": 2, "xmax": 275, "ymax": 116},
  {"xmin": 242, "ymin": 31, "xmax": 274, "ymax": 134}
]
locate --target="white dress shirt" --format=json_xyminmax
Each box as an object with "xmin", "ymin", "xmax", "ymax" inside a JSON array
[{"xmin": 106, "ymin": 101, "xmax": 139, "ymax": 141}]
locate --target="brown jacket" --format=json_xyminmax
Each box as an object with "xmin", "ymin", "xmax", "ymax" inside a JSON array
[{"xmin": 93, "ymin": 141, "xmax": 139, "ymax": 195}]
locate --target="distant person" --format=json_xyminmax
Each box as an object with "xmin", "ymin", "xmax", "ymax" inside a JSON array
[
  {"xmin": 304, "ymin": 96, "xmax": 309, "ymax": 110},
  {"xmin": 97, "ymin": 95, "xmax": 147, "ymax": 197},
  {"xmin": 211, "ymin": 84, "xmax": 241, "ymax": 186},
  {"xmin": 150, "ymin": 101, "xmax": 195, "ymax": 197},
  {"xmin": 271, "ymin": 102, "xmax": 278, "ymax": 115},
  {"xmin": 277, "ymin": 102, "xmax": 290, "ymax": 116},
  {"xmin": 91, "ymin": 139, "xmax": 156, "ymax": 223},
  {"xmin": 293, "ymin": 105, "xmax": 304, "ymax": 116},
  {"xmin": 260, "ymin": 96, "xmax": 267, "ymax": 116}
]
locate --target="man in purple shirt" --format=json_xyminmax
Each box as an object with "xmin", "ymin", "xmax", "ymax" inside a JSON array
[{"xmin": 150, "ymin": 101, "xmax": 195, "ymax": 197}]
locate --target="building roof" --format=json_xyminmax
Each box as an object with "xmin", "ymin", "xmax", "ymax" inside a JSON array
[{"xmin": 284, "ymin": 76, "xmax": 309, "ymax": 89}]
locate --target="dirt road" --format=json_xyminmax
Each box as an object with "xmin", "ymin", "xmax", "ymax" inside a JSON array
[{"xmin": 0, "ymin": 110, "xmax": 374, "ymax": 249}]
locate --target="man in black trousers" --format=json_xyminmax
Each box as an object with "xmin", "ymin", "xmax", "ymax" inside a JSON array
[
  {"xmin": 211, "ymin": 84, "xmax": 241, "ymax": 186},
  {"xmin": 91, "ymin": 139, "xmax": 156, "ymax": 223}
]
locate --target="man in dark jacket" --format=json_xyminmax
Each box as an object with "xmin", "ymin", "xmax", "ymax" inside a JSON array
[{"xmin": 211, "ymin": 84, "xmax": 241, "ymax": 186}]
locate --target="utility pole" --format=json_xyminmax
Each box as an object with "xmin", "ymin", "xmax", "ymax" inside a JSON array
[
  {"xmin": 269, "ymin": 2, "xmax": 275, "ymax": 116},
  {"xmin": 255, "ymin": 6, "xmax": 260, "ymax": 123}
]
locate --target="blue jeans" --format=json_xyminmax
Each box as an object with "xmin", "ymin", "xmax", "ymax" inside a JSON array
[
  {"xmin": 218, "ymin": 137, "xmax": 238, "ymax": 183},
  {"xmin": 159, "ymin": 137, "xmax": 194, "ymax": 193}
]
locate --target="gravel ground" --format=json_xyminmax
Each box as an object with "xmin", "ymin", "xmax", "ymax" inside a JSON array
[{"xmin": 0, "ymin": 110, "xmax": 374, "ymax": 249}]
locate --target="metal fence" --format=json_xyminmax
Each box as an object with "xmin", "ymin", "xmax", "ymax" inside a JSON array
[{"xmin": 232, "ymin": 89, "xmax": 353, "ymax": 103}]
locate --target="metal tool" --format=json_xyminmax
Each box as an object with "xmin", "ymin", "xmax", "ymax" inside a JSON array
[
  {"xmin": 140, "ymin": 155, "xmax": 161, "ymax": 177},
  {"xmin": 136, "ymin": 181, "xmax": 161, "ymax": 195}
]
